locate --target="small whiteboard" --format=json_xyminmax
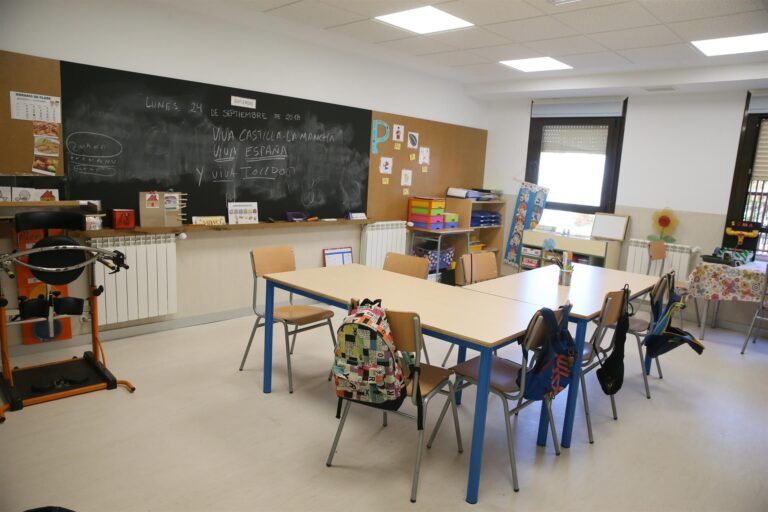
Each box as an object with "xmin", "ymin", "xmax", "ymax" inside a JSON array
[
  {"xmin": 591, "ymin": 213, "xmax": 629, "ymax": 241},
  {"xmin": 323, "ymin": 247, "xmax": 353, "ymax": 267}
]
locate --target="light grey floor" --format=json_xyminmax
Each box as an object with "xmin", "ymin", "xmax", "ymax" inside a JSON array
[{"xmin": 1, "ymin": 311, "xmax": 767, "ymax": 512}]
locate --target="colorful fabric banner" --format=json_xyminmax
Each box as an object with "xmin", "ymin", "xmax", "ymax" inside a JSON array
[{"xmin": 504, "ymin": 182, "xmax": 548, "ymax": 272}]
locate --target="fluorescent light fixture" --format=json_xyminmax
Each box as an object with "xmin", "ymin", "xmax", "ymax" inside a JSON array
[
  {"xmin": 499, "ymin": 57, "xmax": 572, "ymax": 72},
  {"xmin": 549, "ymin": 0, "xmax": 582, "ymax": 5},
  {"xmin": 375, "ymin": 6, "xmax": 473, "ymax": 35},
  {"xmin": 692, "ymin": 32, "xmax": 768, "ymax": 56}
]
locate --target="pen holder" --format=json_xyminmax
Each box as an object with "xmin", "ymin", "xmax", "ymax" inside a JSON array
[{"xmin": 558, "ymin": 268, "xmax": 573, "ymax": 286}]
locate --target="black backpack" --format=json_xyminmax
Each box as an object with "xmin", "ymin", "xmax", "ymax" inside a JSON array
[{"xmin": 596, "ymin": 285, "xmax": 630, "ymax": 396}]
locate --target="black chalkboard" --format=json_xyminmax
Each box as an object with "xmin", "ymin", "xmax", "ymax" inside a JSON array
[{"xmin": 60, "ymin": 62, "xmax": 371, "ymax": 220}]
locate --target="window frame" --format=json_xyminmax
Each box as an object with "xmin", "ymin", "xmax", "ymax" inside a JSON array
[
  {"xmin": 724, "ymin": 107, "xmax": 768, "ymax": 246},
  {"xmin": 524, "ymin": 112, "xmax": 626, "ymax": 214}
]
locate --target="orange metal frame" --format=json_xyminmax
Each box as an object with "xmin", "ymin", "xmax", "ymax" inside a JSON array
[{"xmin": 0, "ymin": 267, "xmax": 135, "ymax": 423}]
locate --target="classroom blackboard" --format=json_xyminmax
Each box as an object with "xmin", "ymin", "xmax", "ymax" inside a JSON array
[{"xmin": 61, "ymin": 62, "xmax": 371, "ymax": 219}]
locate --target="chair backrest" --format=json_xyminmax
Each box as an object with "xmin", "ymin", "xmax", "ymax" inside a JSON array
[
  {"xmin": 460, "ymin": 252, "xmax": 498, "ymax": 285},
  {"xmin": 523, "ymin": 308, "xmax": 563, "ymax": 351},
  {"xmin": 647, "ymin": 240, "xmax": 666, "ymax": 276},
  {"xmin": 592, "ymin": 289, "xmax": 626, "ymax": 353},
  {"xmin": 251, "ymin": 246, "xmax": 296, "ymax": 278},
  {"xmin": 383, "ymin": 252, "xmax": 429, "ymax": 279},
  {"xmin": 385, "ymin": 309, "xmax": 422, "ymax": 405}
]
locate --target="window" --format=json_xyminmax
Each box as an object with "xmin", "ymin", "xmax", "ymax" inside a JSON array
[
  {"xmin": 725, "ymin": 111, "xmax": 768, "ymax": 255},
  {"xmin": 525, "ymin": 115, "xmax": 626, "ymax": 215}
]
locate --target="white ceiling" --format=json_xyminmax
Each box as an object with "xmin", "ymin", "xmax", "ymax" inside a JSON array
[{"xmin": 153, "ymin": 0, "xmax": 768, "ymax": 98}]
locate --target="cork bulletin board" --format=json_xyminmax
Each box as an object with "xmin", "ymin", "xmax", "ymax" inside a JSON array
[
  {"xmin": 0, "ymin": 50, "xmax": 63, "ymax": 177},
  {"xmin": 366, "ymin": 111, "xmax": 487, "ymax": 221}
]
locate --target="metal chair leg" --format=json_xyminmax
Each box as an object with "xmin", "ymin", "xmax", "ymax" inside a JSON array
[
  {"xmin": 610, "ymin": 394, "xmax": 618, "ymax": 420},
  {"xmin": 239, "ymin": 318, "xmax": 260, "ymax": 371},
  {"xmin": 410, "ymin": 401, "xmax": 428, "ymax": 503},
  {"xmin": 427, "ymin": 395, "xmax": 450, "ymax": 449},
  {"xmin": 422, "ymin": 342, "xmax": 431, "ymax": 365},
  {"xmin": 501, "ymin": 397, "xmax": 519, "ymax": 492},
  {"xmin": 693, "ymin": 298, "xmax": 701, "ymax": 325},
  {"xmin": 580, "ymin": 372, "xmax": 594, "ymax": 444},
  {"xmin": 441, "ymin": 344, "xmax": 455, "ymax": 367},
  {"xmin": 655, "ymin": 357, "xmax": 663, "ymax": 379},
  {"xmin": 326, "ymin": 318, "xmax": 336, "ymax": 346},
  {"xmin": 289, "ymin": 329, "xmax": 298, "ymax": 355},
  {"xmin": 636, "ymin": 334, "xmax": 651, "ymax": 399},
  {"xmin": 449, "ymin": 382, "xmax": 463, "ymax": 453},
  {"xmin": 326, "ymin": 400, "xmax": 351, "ymax": 466},
  {"xmin": 545, "ymin": 397, "xmax": 561, "ymax": 456},
  {"xmin": 743, "ymin": 313, "xmax": 758, "ymax": 354},
  {"xmin": 283, "ymin": 322, "xmax": 294, "ymax": 393},
  {"xmin": 383, "ymin": 412, "xmax": 388, "ymax": 427}
]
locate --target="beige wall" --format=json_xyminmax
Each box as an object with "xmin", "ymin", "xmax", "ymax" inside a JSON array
[{"xmin": 1, "ymin": 224, "xmax": 363, "ymax": 348}]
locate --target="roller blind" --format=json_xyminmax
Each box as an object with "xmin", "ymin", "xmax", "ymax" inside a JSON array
[
  {"xmin": 748, "ymin": 90, "xmax": 768, "ymax": 114},
  {"xmin": 752, "ymin": 119, "xmax": 768, "ymax": 180},
  {"xmin": 532, "ymin": 97, "xmax": 625, "ymax": 118},
  {"xmin": 541, "ymin": 124, "xmax": 609, "ymax": 155}
]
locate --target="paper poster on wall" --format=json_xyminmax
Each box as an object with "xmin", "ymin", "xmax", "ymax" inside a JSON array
[
  {"xmin": 382, "ymin": 177, "xmax": 389, "ymax": 185},
  {"xmin": 10, "ymin": 91, "xmax": 61, "ymax": 123},
  {"xmin": 393, "ymin": 124, "xmax": 404, "ymax": 142},
  {"xmin": 12, "ymin": 187, "xmax": 35, "ymax": 201},
  {"xmin": 33, "ymin": 189, "xmax": 59, "ymax": 201},
  {"xmin": 419, "ymin": 147, "xmax": 430, "ymax": 165},
  {"xmin": 407, "ymin": 132, "xmax": 419, "ymax": 149},
  {"xmin": 379, "ymin": 156, "xmax": 393, "ymax": 174},
  {"xmin": 403, "ymin": 188, "xmax": 410, "ymax": 196},
  {"xmin": 421, "ymin": 165, "xmax": 428, "ymax": 173},
  {"xmin": 31, "ymin": 121, "xmax": 61, "ymax": 175},
  {"xmin": 409, "ymin": 153, "xmax": 416, "ymax": 161},
  {"xmin": 228, "ymin": 201, "xmax": 259, "ymax": 224},
  {"xmin": 145, "ymin": 192, "xmax": 160, "ymax": 208},
  {"xmin": 394, "ymin": 143, "xmax": 401, "ymax": 150},
  {"xmin": 401, "ymin": 169, "xmax": 412, "ymax": 187},
  {"xmin": 0, "ymin": 187, "xmax": 10, "ymax": 201}
]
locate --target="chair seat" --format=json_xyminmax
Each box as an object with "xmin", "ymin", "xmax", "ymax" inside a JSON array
[
  {"xmin": 274, "ymin": 305, "xmax": 333, "ymax": 325},
  {"xmin": 628, "ymin": 317, "xmax": 650, "ymax": 333},
  {"xmin": 407, "ymin": 364, "xmax": 453, "ymax": 397},
  {"xmin": 453, "ymin": 356, "xmax": 522, "ymax": 394}
]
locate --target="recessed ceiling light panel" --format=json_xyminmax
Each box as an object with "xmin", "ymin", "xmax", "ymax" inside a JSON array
[
  {"xmin": 692, "ymin": 32, "xmax": 768, "ymax": 56},
  {"xmin": 499, "ymin": 57, "xmax": 573, "ymax": 72},
  {"xmin": 375, "ymin": 6, "xmax": 473, "ymax": 35},
  {"xmin": 549, "ymin": 0, "xmax": 582, "ymax": 5}
]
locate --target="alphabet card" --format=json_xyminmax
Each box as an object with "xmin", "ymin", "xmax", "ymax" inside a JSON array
[
  {"xmin": 407, "ymin": 132, "xmax": 419, "ymax": 149},
  {"xmin": 419, "ymin": 147, "xmax": 430, "ymax": 165},
  {"xmin": 379, "ymin": 156, "xmax": 393, "ymax": 174},
  {"xmin": 393, "ymin": 124, "xmax": 404, "ymax": 142}
]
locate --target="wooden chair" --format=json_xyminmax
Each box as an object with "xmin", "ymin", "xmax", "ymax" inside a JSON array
[
  {"xmin": 434, "ymin": 307, "xmax": 567, "ymax": 492},
  {"xmin": 581, "ymin": 290, "xmax": 626, "ymax": 444},
  {"xmin": 326, "ymin": 309, "xmax": 462, "ymax": 503},
  {"xmin": 441, "ymin": 252, "xmax": 499, "ymax": 367},
  {"xmin": 460, "ymin": 251, "xmax": 499, "ymax": 285},
  {"xmin": 383, "ymin": 252, "xmax": 429, "ymax": 279},
  {"xmin": 238, "ymin": 246, "xmax": 335, "ymax": 393}
]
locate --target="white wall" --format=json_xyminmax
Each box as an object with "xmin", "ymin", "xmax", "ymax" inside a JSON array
[
  {"xmin": 0, "ymin": 0, "xmax": 489, "ymax": 128},
  {"xmin": 482, "ymin": 91, "xmax": 748, "ymax": 217},
  {"xmin": 617, "ymin": 92, "xmax": 747, "ymax": 215}
]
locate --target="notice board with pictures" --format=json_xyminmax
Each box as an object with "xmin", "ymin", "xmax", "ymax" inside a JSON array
[
  {"xmin": 367, "ymin": 111, "xmax": 487, "ymax": 221},
  {"xmin": 0, "ymin": 50, "xmax": 64, "ymax": 177}
]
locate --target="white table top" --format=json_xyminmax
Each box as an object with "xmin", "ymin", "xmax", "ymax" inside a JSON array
[
  {"xmin": 265, "ymin": 264, "xmax": 542, "ymax": 347},
  {"xmin": 466, "ymin": 263, "xmax": 659, "ymax": 320}
]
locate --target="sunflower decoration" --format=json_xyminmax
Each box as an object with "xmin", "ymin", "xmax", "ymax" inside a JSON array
[{"xmin": 648, "ymin": 208, "xmax": 678, "ymax": 243}]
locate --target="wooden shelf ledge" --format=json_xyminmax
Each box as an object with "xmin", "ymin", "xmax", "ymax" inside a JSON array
[{"xmin": 71, "ymin": 219, "xmax": 368, "ymax": 237}]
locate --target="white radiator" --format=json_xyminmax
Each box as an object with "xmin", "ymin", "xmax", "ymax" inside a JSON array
[
  {"xmin": 91, "ymin": 235, "xmax": 178, "ymax": 326},
  {"xmin": 360, "ymin": 221, "xmax": 408, "ymax": 269},
  {"xmin": 625, "ymin": 238, "xmax": 699, "ymax": 282}
]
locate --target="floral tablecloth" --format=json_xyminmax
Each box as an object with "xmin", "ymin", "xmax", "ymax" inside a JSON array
[{"xmin": 688, "ymin": 261, "xmax": 767, "ymax": 302}]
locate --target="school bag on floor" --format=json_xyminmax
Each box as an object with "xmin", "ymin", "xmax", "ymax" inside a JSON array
[
  {"xmin": 518, "ymin": 304, "xmax": 576, "ymax": 400},
  {"xmin": 332, "ymin": 299, "xmax": 410, "ymax": 409}
]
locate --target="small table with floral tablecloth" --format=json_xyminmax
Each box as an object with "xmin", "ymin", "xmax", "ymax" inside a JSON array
[{"xmin": 688, "ymin": 260, "xmax": 767, "ymax": 337}]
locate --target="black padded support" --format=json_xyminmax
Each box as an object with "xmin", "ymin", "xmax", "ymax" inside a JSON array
[{"xmin": 15, "ymin": 211, "xmax": 86, "ymax": 232}]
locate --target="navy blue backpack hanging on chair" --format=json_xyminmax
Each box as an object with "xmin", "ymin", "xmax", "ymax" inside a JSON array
[{"xmin": 518, "ymin": 303, "xmax": 576, "ymax": 401}]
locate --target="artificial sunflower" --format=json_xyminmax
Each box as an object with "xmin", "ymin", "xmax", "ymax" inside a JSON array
[{"xmin": 648, "ymin": 208, "xmax": 679, "ymax": 242}]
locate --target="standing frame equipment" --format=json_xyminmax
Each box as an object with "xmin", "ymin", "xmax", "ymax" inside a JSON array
[{"xmin": 0, "ymin": 211, "xmax": 134, "ymax": 423}]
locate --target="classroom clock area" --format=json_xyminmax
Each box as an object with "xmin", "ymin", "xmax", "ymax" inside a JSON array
[{"xmin": 1, "ymin": 1, "xmax": 768, "ymax": 512}]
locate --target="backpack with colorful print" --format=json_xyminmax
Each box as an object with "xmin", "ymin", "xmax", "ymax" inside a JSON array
[{"xmin": 332, "ymin": 299, "xmax": 407, "ymax": 406}]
